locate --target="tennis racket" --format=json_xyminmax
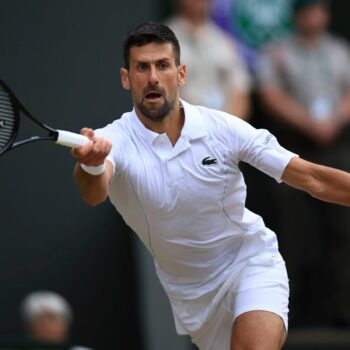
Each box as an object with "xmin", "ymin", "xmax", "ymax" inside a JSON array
[{"xmin": 0, "ymin": 80, "xmax": 89, "ymax": 156}]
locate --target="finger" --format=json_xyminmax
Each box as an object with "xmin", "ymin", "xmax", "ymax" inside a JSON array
[
  {"xmin": 72, "ymin": 136, "xmax": 111, "ymax": 165},
  {"xmin": 80, "ymin": 127, "xmax": 95, "ymax": 140},
  {"xmin": 78, "ymin": 139, "xmax": 112, "ymax": 166},
  {"xmin": 70, "ymin": 139, "xmax": 94, "ymax": 159},
  {"xmin": 92, "ymin": 136, "xmax": 112, "ymax": 155}
]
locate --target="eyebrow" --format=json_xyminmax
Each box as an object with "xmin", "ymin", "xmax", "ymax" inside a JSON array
[{"xmin": 133, "ymin": 57, "xmax": 172, "ymax": 65}]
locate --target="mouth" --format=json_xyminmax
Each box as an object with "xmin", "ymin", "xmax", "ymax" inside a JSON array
[{"xmin": 144, "ymin": 91, "xmax": 163, "ymax": 103}]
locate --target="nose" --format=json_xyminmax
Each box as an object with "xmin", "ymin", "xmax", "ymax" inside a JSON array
[{"xmin": 148, "ymin": 65, "xmax": 159, "ymax": 85}]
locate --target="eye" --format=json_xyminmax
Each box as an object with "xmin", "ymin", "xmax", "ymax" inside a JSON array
[
  {"xmin": 136, "ymin": 63, "xmax": 148, "ymax": 71},
  {"xmin": 158, "ymin": 62, "xmax": 169, "ymax": 70}
]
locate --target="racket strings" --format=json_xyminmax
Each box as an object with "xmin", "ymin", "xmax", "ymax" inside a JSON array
[{"xmin": 0, "ymin": 88, "xmax": 17, "ymax": 152}]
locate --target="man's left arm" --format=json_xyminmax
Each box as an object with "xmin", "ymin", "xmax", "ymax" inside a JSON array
[{"xmin": 282, "ymin": 157, "xmax": 350, "ymax": 206}]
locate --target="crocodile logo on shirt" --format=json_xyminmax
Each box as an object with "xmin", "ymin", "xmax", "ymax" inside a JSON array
[{"xmin": 202, "ymin": 156, "xmax": 217, "ymax": 166}]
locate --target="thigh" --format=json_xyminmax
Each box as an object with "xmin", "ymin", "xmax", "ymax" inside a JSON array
[
  {"xmin": 230, "ymin": 259, "xmax": 289, "ymax": 349},
  {"xmin": 189, "ymin": 260, "xmax": 289, "ymax": 350},
  {"xmin": 233, "ymin": 259, "xmax": 289, "ymax": 327},
  {"xmin": 231, "ymin": 310, "xmax": 286, "ymax": 350}
]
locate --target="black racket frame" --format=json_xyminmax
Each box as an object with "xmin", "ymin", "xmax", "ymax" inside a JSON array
[{"xmin": 0, "ymin": 80, "xmax": 59, "ymax": 155}]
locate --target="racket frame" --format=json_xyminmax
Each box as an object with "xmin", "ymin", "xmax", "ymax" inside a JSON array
[{"xmin": 0, "ymin": 80, "xmax": 59, "ymax": 154}]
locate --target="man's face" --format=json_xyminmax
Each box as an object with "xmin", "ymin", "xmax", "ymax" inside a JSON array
[
  {"xmin": 179, "ymin": 0, "xmax": 212, "ymax": 21},
  {"xmin": 30, "ymin": 312, "xmax": 69, "ymax": 343},
  {"xmin": 295, "ymin": 5, "xmax": 329, "ymax": 38},
  {"xmin": 120, "ymin": 42, "xmax": 186, "ymax": 121}
]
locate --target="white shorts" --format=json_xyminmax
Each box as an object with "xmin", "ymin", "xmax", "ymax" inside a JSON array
[{"xmin": 169, "ymin": 256, "xmax": 289, "ymax": 350}]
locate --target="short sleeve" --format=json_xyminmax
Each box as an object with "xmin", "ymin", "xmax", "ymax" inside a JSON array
[{"xmin": 233, "ymin": 118, "xmax": 298, "ymax": 183}]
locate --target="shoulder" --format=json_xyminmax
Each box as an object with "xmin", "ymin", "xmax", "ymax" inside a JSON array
[
  {"xmin": 206, "ymin": 21, "xmax": 230, "ymax": 39},
  {"xmin": 263, "ymin": 35, "xmax": 295, "ymax": 55},
  {"xmin": 205, "ymin": 21, "xmax": 238, "ymax": 51},
  {"xmin": 259, "ymin": 35, "xmax": 295, "ymax": 69},
  {"xmin": 94, "ymin": 111, "xmax": 135, "ymax": 153},
  {"xmin": 164, "ymin": 16, "xmax": 188, "ymax": 37},
  {"xmin": 164, "ymin": 15, "xmax": 180, "ymax": 28},
  {"xmin": 95, "ymin": 111, "xmax": 132, "ymax": 137},
  {"xmin": 325, "ymin": 34, "xmax": 350, "ymax": 54},
  {"xmin": 193, "ymin": 104, "xmax": 267, "ymax": 161},
  {"xmin": 195, "ymin": 104, "xmax": 252, "ymax": 136},
  {"xmin": 196, "ymin": 104, "xmax": 235, "ymax": 121}
]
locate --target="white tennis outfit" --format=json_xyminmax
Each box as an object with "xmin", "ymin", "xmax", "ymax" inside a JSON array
[{"xmin": 95, "ymin": 100, "xmax": 296, "ymax": 349}]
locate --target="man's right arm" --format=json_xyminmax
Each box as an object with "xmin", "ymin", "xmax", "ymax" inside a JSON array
[{"xmin": 71, "ymin": 128, "xmax": 113, "ymax": 207}]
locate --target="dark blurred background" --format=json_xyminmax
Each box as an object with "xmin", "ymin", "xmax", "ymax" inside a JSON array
[
  {"xmin": 0, "ymin": 0, "xmax": 154, "ymax": 349},
  {"xmin": 1, "ymin": 0, "xmax": 350, "ymax": 349}
]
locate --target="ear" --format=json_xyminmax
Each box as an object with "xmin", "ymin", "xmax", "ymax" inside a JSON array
[
  {"xmin": 177, "ymin": 64, "xmax": 186, "ymax": 87},
  {"xmin": 120, "ymin": 67, "xmax": 130, "ymax": 90}
]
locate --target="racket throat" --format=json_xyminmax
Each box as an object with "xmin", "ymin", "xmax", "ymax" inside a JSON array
[{"xmin": 12, "ymin": 133, "xmax": 57, "ymax": 148}]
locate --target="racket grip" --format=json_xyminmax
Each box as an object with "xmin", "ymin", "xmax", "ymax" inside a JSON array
[{"xmin": 56, "ymin": 130, "xmax": 90, "ymax": 148}]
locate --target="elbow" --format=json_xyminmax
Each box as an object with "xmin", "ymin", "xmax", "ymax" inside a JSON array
[
  {"xmin": 83, "ymin": 199, "xmax": 102, "ymax": 208},
  {"xmin": 81, "ymin": 193, "xmax": 108, "ymax": 207}
]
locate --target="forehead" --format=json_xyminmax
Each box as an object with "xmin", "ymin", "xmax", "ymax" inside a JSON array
[
  {"xmin": 129, "ymin": 42, "xmax": 176, "ymax": 63},
  {"xmin": 295, "ymin": 4, "xmax": 327, "ymax": 15}
]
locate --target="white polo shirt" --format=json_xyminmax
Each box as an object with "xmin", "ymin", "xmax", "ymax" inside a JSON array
[{"xmin": 95, "ymin": 100, "xmax": 297, "ymax": 300}]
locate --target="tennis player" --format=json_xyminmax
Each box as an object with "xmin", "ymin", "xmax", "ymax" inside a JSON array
[{"xmin": 71, "ymin": 22, "xmax": 350, "ymax": 350}]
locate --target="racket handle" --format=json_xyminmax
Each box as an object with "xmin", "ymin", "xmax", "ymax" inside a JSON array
[{"xmin": 56, "ymin": 130, "xmax": 90, "ymax": 148}]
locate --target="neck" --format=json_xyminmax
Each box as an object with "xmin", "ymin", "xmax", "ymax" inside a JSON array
[
  {"xmin": 181, "ymin": 11, "xmax": 207, "ymax": 28},
  {"xmin": 297, "ymin": 31, "xmax": 324, "ymax": 48},
  {"xmin": 188, "ymin": 16, "xmax": 206, "ymax": 27}
]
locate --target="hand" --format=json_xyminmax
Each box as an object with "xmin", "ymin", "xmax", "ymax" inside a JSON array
[{"xmin": 70, "ymin": 128, "xmax": 112, "ymax": 166}]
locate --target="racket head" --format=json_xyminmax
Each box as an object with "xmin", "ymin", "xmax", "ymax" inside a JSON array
[{"xmin": 0, "ymin": 80, "xmax": 20, "ymax": 155}]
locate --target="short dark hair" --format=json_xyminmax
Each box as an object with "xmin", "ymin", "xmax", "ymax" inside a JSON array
[
  {"xmin": 123, "ymin": 21, "xmax": 181, "ymax": 69},
  {"xmin": 293, "ymin": 0, "xmax": 330, "ymax": 12}
]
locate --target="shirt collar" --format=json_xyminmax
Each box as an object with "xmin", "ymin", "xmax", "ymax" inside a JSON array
[
  {"xmin": 180, "ymin": 99, "xmax": 207, "ymax": 141},
  {"xmin": 129, "ymin": 99, "xmax": 207, "ymax": 145}
]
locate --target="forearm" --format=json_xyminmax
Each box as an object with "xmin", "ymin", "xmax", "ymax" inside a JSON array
[
  {"xmin": 310, "ymin": 165, "xmax": 350, "ymax": 206},
  {"xmin": 283, "ymin": 158, "xmax": 350, "ymax": 206},
  {"xmin": 73, "ymin": 162, "xmax": 112, "ymax": 206}
]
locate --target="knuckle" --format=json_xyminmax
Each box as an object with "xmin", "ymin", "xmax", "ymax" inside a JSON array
[{"xmin": 81, "ymin": 127, "xmax": 94, "ymax": 139}]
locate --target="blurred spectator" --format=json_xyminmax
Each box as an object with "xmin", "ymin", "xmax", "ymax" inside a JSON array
[
  {"xmin": 256, "ymin": 0, "xmax": 350, "ymax": 327},
  {"xmin": 21, "ymin": 291, "xmax": 91, "ymax": 349},
  {"xmin": 165, "ymin": 0, "xmax": 251, "ymax": 119}
]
